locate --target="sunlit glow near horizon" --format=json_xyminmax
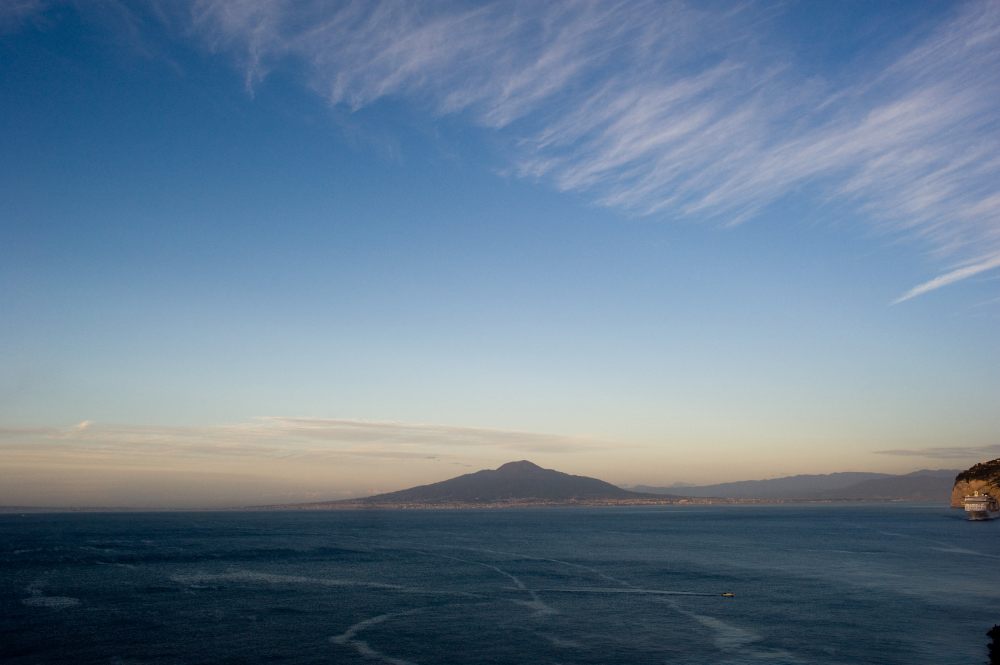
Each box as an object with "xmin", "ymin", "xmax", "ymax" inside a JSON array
[{"xmin": 1, "ymin": 0, "xmax": 998, "ymax": 507}]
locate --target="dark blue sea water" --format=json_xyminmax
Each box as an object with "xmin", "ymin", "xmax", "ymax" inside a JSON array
[{"xmin": 2, "ymin": 503, "xmax": 997, "ymax": 664}]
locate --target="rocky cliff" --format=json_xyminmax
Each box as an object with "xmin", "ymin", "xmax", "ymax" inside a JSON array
[{"xmin": 950, "ymin": 458, "xmax": 1000, "ymax": 507}]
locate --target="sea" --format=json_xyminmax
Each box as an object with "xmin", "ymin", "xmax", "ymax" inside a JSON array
[{"xmin": 2, "ymin": 503, "xmax": 997, "ymax": 664}]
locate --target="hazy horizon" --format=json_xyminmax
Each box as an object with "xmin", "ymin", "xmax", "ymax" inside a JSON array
[
  {"xmin": 0, "ymin": 455, "xmax": 967, "ymax": 509},
  {"xmin": 2, "ymin": 1, "xmax": 999, "ymax": 508}
]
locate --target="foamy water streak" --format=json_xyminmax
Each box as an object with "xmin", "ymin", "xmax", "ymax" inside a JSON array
[
  {"xmin": 529, "ymin": 587, "xmax": 721, "ymax": 596},
  {"xmin": 331, "ymin": 608, "xmax": 429, "ymax": 665},
  {"xmin": 411, "ymin": 549, "xmax": 557, "ymax": 615}
]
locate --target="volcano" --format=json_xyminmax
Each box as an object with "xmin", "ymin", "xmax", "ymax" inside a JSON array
[{"xmin": 262, "ymin": 461, "xmax": 678, "ymax": 508}]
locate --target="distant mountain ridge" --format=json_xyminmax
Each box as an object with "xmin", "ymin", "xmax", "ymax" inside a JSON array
[
  {"xmin": 251, "ymin": 463, "xmax": 962, "ymax": 511},
  {"xmin": 822, "ymin": 471, "xmax": 956, "ymax": 501},
  {"xmin": 630, "ymin": 469, "xmax": 959, "ymax": 501}
]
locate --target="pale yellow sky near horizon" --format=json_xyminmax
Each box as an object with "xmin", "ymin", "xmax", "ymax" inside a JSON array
[{"xmin": 0, "ymin": 417, "xmax": 990, "ymax": 508}]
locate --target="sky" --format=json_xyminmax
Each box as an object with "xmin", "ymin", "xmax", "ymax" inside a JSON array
[{"xmin": 1, "ymin": 0, "xmax": 998, "ymax": 507}]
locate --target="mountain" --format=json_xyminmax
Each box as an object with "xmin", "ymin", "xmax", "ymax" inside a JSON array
[
  {"xmin": 363, "ymin": 460, "xmax": 646, "ymax": 504},
  {"xmin": 631, "ymin": 472, "xmax": 893, "ymax": 499},
  {"xmin": 265, "ymin": 461, "xmax": 678, "ymax": 508},
  {"xmin": 951, "ymin": 458, "xmax": 1000, "ymax": 507},
  {"xmin": 631, "ymin": 469, "xmax": 958, "ymax": 501},
  {"xmin": 815, "ymin": 470, "xmax": 956, "ymax": 501}
]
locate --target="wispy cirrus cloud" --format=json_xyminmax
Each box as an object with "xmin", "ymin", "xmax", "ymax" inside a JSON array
[
  {"xmin": 11, "ymin": 0, "xmax": 1000, "ymax": 299},
  {"xmin": 0, "ymin": 417, "xmax": 606, "ymax": 462},
  {"xmin": 0, "ymin": 0, "xmax": 49, "ymax": 34},
  {"xmin": 176, "ymin": 0, "xmax": 1000, "ymax": 300}
]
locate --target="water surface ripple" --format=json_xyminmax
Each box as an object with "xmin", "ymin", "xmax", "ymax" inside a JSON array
[{"xmin": 1, "ymin": 503, "xmax": 996, "ymax": 664}]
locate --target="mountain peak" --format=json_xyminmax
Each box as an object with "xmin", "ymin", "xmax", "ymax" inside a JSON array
[
  {"xmin": 332, "ymin": 460, "xmax": 648, "ymax": 505},
  {"xmin": 495, "ymin": 460, "xmax": 545, "ymax": 475}
]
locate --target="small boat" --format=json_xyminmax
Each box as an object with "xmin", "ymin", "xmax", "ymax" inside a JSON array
[
  {"xmin": 722, "ymin": 592, "xmax": 734, "ymax": 597},
  {"xmin": 963, "ymin": 491, "xmax": 1000, "ymax": 520}
]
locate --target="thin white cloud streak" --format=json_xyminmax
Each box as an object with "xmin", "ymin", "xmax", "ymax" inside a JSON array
[
  {"xmin": 179, "ymin": 0, "xmax": 1000, "ymax": 298},
  {"xmin": 258, "ymin": 417, "xmax": 600, "ymax": 451},
  {"xmin": 876, "ymin": 444, "xmax": 1000, "ymax": 460},
  {"xmin": 894, "ymin": 252, "xmax": 1000, "ymax": 303},
  {"xmin": 0, "ymin": 418, "xmax": 608, "ymax": 461}
]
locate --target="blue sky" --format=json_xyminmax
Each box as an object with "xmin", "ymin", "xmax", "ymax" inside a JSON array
[{"xmin": 1, "ymin": 0, "xmax": 998, "ymax": 506}]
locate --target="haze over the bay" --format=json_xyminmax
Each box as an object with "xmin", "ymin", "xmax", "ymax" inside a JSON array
[{"xmin": 2, "ymin": 0, "xmax": 999, "ymax": 508}]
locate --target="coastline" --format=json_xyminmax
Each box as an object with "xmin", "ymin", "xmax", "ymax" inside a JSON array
[{"xmin": 1, "ymin": 498, "xmax": 938, "ymax": 512}]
